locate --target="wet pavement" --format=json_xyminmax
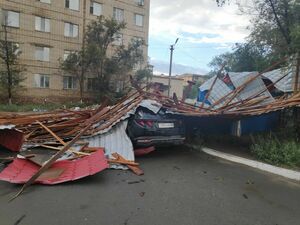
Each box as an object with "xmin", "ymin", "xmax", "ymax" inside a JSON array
[{"xmin": 0, "ymin": 146, "xmax": 299, "ymax": 225}]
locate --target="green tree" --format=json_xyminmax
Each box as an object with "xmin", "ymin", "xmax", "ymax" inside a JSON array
[
  {"xmin": 215, "ymin": 0, "xmax": 300, "ymax": 56},
  {"xmin": 61, "ymin": 16, "xmax": 145, "ymax": 101},
  {"xmin": 86, "ymin": 16, "xmax": 145, "ymax": 99},
  {"xmin": 135, "ymin": 64, "xmax": 153, "ymax": 84},
  {"xmin": 60, "ymin": 50, "xmax": 90, "ymax": 103},
  {"xmin": 248, "ymin": 0, "xmax": 300, "ymax": 57},
  {"xmin": 208, "ymin": 43, "xmax": 272, "ymax": 73},
  {"xmin": 210, "ymin": 0, "xmax": 300, "ymax": 74},
  {"xmin": 0, "ymin": 26, "xmax": 25, "ymax": 105}
]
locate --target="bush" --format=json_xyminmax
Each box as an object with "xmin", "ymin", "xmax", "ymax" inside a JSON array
[{"xmin": 251, "ymin": 134, "xmax": 300, "ymax": 168}]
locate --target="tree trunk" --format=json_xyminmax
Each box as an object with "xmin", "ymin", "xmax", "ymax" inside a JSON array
[
  {"xmin": 3, "ymin": 26, "xmax": 13, "ymax": 105},
  {"xmin": 79, "ymin": 75, "xmax": 84, "ymax": 103},
  {"xmin": 267, "ymin": 0, "xmax": 291, "ymax": 45}
]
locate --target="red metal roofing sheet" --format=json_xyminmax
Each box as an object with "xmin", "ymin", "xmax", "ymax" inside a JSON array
[
  {"xmin": 0, "ymin": 129, "xmax": 24, "ymax": 152},
  {"xmin": 134, "ymin": 146, "xmax": 155, "ymax": 156},
  {"xmin": 0, "ymin": 149, "xmax": 108, "ymax": 185}
]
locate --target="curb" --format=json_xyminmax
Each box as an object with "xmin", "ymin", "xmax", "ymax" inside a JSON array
[{"xmin": 202, "ymin": 147, "xmax": 300, "ymax": 182}]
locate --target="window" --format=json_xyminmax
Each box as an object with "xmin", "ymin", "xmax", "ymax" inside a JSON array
[
  {"xmin": 2, "ymin": 10, "xmax": 20, "ymax": 28},
  {"xmin": 65, "ymin": 0, "xmax": 80, "ymax": 11},
  {"xmin": 64, "ymin": 22, "xmax": 78, "ymax": 37},
  {"xmin": 136, "ymin": 0, "xmax": 144, "ymax": 6},
  {"xmin": 63, "ymin": 76, "xmax": 77, "ymax": 89},
  {"xmin": 113, "ymin": 8, "xmax": 124, "ymax": 22},
  {"xmin": 113, "ymin": 33, "xmax": 123, "ymax": 46},
  {"xmin": 87, "ymin": 78, "xmax": 97, "ymax": 91},
  {"xmin": 90, "ymin": 2, "xmax": 102, "ymax": 16},
  {"xmin": 35, "ymin": 16, "xmax": 50, "ymax": 32},
  {"xmin": 134, "ymin": 14, "xmax": 144, "ymax": 27},
  {"xmin": 40, "ymin": 0, "xmax": 51, "ymax": 3},
  {"xmin": 35, "ymin": 46, "xmax": 50, "ymax": 61},
  {"xmin": 34, "ymin": 74, "xmax": 50, "ymax": 88}
]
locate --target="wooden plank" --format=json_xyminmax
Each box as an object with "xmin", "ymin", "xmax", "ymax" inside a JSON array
[
  {"xmin": 111, "ymin": 153, "xmax": 144, "ymax": 176},
  {"xmin": 11, "ymin": 103, "xmax": 109, "ymax": 201}
]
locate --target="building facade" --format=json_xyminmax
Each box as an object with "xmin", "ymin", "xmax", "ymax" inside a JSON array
[
  {"xmin": 0, "ymin": 0, "xmax": 149, "ymax": 102},
  {"xmin": 176, "ymin": 73, "xmax": 207, "ymax": 84},
  {"xmin": 151, "ymin": 75, "xmax": 186, "ymax": 99}
]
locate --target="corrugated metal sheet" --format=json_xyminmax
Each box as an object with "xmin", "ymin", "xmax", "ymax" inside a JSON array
[
  {"xmin": 86, "ymin": 99, "xmax": 162, "ymax": 137},
  {"xmin": 228, "ymin": 72, "xmax": 274, "ymax": 105},
  {"xmin": 262, "ymin": 67, "xmax": 295, "ymax": 93},
  {"xmin": 80, "ymin": 100, "xmax": 163, "ymax": 169},
  {"xmin": 139, "ymin": 99, "xmax": 162, "ymax": 114},
  {"xmin": 81, "ymin": 120, "xmax": 134, "ymax": 170},
  {"xmin": 200, "ymin": 76, "xmax": 236, "ymax": 108},
  {"xmin": 0, "ymin": 149, "xmax": 108, "ymax": 184}
]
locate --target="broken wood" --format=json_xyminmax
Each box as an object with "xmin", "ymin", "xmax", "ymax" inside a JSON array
[
  {"xmin": 111, "ymin": 153, "xmax": 144, "ymax": 176},
  {"xmin": 11, "ymin": 103, "xmax": 109, "ymax": 201}
]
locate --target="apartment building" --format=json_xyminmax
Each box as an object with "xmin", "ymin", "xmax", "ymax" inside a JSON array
[{"xmin": 0, "ymin": 0, "xmax": 150, "ymax": 102}]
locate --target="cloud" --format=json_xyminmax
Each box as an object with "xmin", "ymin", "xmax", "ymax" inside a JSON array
[
  {"xmin": 150, "ymin": 59, "xmax": 208, "ymax": 75},
  {"xmin": 149, "ymin": 0, "xmax": 250, "ymax": 45}
]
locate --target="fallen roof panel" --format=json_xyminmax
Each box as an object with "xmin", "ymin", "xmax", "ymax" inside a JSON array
[
  {"xmin": 0, "ymin": 149, "xmax": 108, "ymax": 185},
  {"xmin": 262, "ymin": 67, "xmax": 295, "ymax": 93}
]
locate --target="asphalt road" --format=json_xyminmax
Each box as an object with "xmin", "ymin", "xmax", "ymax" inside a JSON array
[{"xmin": 0, "ymin": 146, "xmax": 299, "ymax": 225}]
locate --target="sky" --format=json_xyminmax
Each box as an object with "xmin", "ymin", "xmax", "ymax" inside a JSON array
[{"xmin": 148, "ymin": 0, "xmax": 251, "ymax": 75}]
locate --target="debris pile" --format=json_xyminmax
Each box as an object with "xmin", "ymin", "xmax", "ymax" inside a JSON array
[{"xmin": 0, "ymin": 58, "xmax": 299, "ymax": 199}]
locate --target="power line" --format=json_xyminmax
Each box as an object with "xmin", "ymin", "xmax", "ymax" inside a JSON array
[{"xmin": 176, "ymin": 49, "xmax": 206, "ymax": 64}]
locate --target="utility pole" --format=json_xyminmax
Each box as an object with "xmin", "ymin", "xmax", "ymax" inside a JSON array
[{"xmin": 168, "ymin": 38, "xmax": 179, "ymax": 97}]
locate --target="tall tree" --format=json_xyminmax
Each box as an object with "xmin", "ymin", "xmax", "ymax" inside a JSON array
[
  {"xmin": 208, "ymin": 43, "xmax": 272, "ymax": 73},
  {"xmin": 60, "ymin": 49, "xmax": 90, "ymax": 103},
  {"xmin": 61, "ymin": 16, "xmax": 146, "ymax": 101},
  {"xmin": 215, "ymin": 0, "xmax": 300, "ymax": 56},
  {"xmin": 134, "ymin": 64, "xmax": 153, "ymax": 84},
  {"xmin": 210, "ymin": 0, "xmax": 300, "ymax": 75},
  {"xmin": 248, "ymin": 0, "xmax": 300, "ymax": 57},
  {"xmin": 85, "ymin": 16, "xmax": 126, "ymax": 80},
  {"xmin": 0, "ymin": 25, "xmax": 25, "ymax": 105}
]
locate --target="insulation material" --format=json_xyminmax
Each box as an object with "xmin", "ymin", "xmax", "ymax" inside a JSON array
[
  {"xmin": 82, "ymin": 120, "xmax": 134, "ymax": 170},
  {"xmin": 228, "ymin": 72, "xmax": 274, "ymax": 104},
  {"xmin": 0, "ymin": 149, "xmax": 108, "ymax": 185},
  {"xmin": 262, "ymin": 67, "xmax": 295, "ymax": 93}
]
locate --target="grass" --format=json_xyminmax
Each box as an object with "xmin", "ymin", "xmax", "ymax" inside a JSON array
[
  {"xmin": 189, "ymin": 130, "xmax": 300, "ymax": 169},
  {"xmin": 251, "ymin": 133, "xmax": 300, "ymax": 168},
  {"xmin": 0, "ymin": 102, "xmax": 92, "ymax": 112}
]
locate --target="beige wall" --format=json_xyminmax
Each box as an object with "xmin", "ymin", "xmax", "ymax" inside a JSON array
[
  {"xmin": 177, "ymin": 74, "xmax": 206, "ymax": 84},
  {"xmin": 0, "ymin": 0, "xmax": 149, "ymax": 102},
  {"xmin": 151, "ymin": 75, "xmax": 186, "ymax": 99}
]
